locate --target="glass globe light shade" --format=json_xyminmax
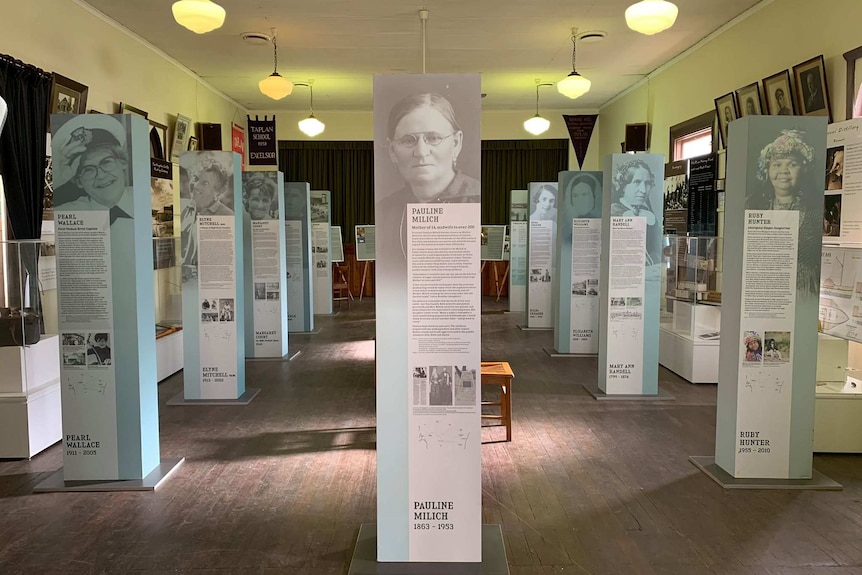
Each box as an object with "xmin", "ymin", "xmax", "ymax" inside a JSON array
[
  {"xmin": 557, "ymin": 72, "xmax": 592, "ymax": 99},
  {"xmin": 171, "ymin": 0, "xmax": 226, "ymax": 34},
  {"xmin": 625, "ymin": 0, "xmax": 679, "ymax": 35},
  {"xmin": 523, "ymin": 114, "xmax": 551, "ymax": 136},
  {"xmin": 298, "ymin": 115, "xmax": 325, "ymax": 137},
  {"xmin": 259, "ymin": 73, "xmax": 293, "ymax": 100}
]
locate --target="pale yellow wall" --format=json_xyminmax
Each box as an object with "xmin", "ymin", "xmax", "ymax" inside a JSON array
[
  {"xmin": 263, "ymin": 108, "xmax": 601, "ymax": 171},
  {"xmin": 0, "ymin": 0, "xmax": 245, "ymax": 147},
  {"xmin": 599, "ymin": 0, "xmax": 862, "ymax": 160}
]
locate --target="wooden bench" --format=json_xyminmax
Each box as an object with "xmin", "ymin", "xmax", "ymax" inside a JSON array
[{"xmin": 480, "ymin": 361, "xmax": 514, "ymax": 442}]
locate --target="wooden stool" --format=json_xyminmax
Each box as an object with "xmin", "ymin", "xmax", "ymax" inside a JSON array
[{"xmin": 480, "ymin": 361, "xmax": 514, "ymax": 442}]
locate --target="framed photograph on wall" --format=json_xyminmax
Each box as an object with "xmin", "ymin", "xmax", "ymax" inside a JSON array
[
  {"xmin": 187, "ymin": 136, "xmax": 199, "ymax": 151},
  {"xmin": 714, "ymin": 92, "xmax": 737, "ymax": 148},
  {"xmin": 844, "ymin": 45, "xmax": 862, "ymax": 120},
  {"xmin": 149, "ymin": 120, "xmax": 168, "ymax": 160},
  {"xmin": 762, "ymin": 70, "xmax": 796, "ymax": 116},
  {"xmin": 792, "ymin": 55, "xmax": 832, "ymax": 120},
  {"xmin": 171, "ymin": 113, "xmax": 192, "ymax": 162},
  {"xmin": 735, "ymin": 82, "xmax": 763, "ymax": 117},
  {"xmin": 119, "ymin": 102, "xmax": 149, "ymax": 119},
  {"xmin": 49, "ymin": 73, "xmax": 88, "ymax": 114}
]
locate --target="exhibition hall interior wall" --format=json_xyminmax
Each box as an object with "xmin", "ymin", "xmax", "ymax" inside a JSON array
[{"xmin": 599, "ymin": 0, "xmax": 862, "ymax": 158}]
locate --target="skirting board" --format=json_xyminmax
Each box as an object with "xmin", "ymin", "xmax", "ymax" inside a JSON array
[
  {"xmin": 33, "ymin": 457, "xmax": 184, "ymax": 493},
  {"xmin": 290, "ymin": 328, "xmax": 323, "ymax": 335},
  {"xmin": 582, "ymin": 383, "xmax": 675, "ymax": 401},
  {"xmin": 543, "ymin": 348, "xmax": 597, "ymax": 358},
  {"xmin": 689, "ymin": 456, "xmax": 842, "ymax": 491},
  {"xmin": 347, "ymin": 523, "xmax": 509, "ymax": 575},
  {"xmin": 516, "ymin": 325, "xmax": 552, "ymax": 331},
  {"xmin": 166, "ymin": 388, "xmax": 260, "ymax": 406},
  {"xmin": 314, "ymin": 311, "xmax": 340, "ymax": 317},
  {"xmin": 247, "ymin": 350, "xmax": 301, "ymax": 362}
]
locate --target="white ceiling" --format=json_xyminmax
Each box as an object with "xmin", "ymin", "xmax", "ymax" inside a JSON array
[{"xmin": 82, "ymin": 0, "xmax": 762, "ymax": 111}]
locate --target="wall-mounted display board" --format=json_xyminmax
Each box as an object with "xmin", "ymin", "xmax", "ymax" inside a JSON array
[
  {"xmin": 284, "ymin": 182, "xmax": 314, "ymax": 333},
  {"xmin": 663, "ymin": 160, "xmax": 688, "ymax": 235},
  {"xmin": 241, "ymin": 171, "xmax": 288, "ymax": 359},
  {"xmin": 713, "ymin": 116, "xmax": 827, "ymax": 481},
  {"xmin": 45, "ymin": 114, "xmax": 169, "ymax": 486},
  {"xmin": 177, "ymin": 151, "xmax": 250, "ymax": 403},
  {"xmin": 481, "ymin": 225, "xmax": 506, "ymax": 261},
  {"xmin": 688, "ymin": 154, "xmax": 719, "ymax": 236},
  {"xmin": 508, "ymin": 190, "xmax": 528, "ymax": 313},
  {"xmin": 597, "ymin": 154, "xmax": 665, "ymax": 396},
  {"xmin": 525, "ymin": 181, "xmax": 558, "ymax": 329},
  {"xmin": 552, "ymin": 171, "xmax": 603, "ymax": 356},
  {"xmin": 355, "ymin": 225, "xmax": 376, "ymax": 261},
  {"xmin": 331, "ymin": 225, "xmax": 345, "ymax": 263},
  {"xmin": 310, "ymin": 190, "xmax": 333, "ymax": 315},
  {"xmin": 823, "ymin": 119, "xmax": 862, "ymax": 242},
  {"xmin": 371, "ymin": 73, "xmax": 483, "ymax": 565}
]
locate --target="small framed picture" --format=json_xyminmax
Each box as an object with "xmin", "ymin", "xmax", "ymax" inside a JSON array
[
  {"xmin": 792, "ymin": 55, "xmax": 831, "ymax": 120},
  {"xmin": 49, "ymin": 73, "xmax": 88, "ymax": 115},
  {"xmin": 187, "ymin": 136, "xmax": 199, "ymax": 151},
  {"xmin": 119, "ymin": 102, "xmax": 149, "ymax": 119},
  {"xmin": 714, "ymin": 92, "xmax": 737, "ymax": 148},
  {"xmin": 761, "ymin": 70, "xmax": 796, "ymax": 116},
  {"xmin": 735, "ymin": 82, "xmax": 763, "ymax": 117},
  {"xmin": 149, "ymin": 120, "xmax": 168, "ymax": 160},
  {"xmin": 844, "ymin": 45, "xmax": 862, "ymax": 120},
  {"xmin": 171, "ymin": 113, "xmax": 193, "ymax": 162}
]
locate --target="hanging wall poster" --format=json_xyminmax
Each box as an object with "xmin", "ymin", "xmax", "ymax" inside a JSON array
[
  {"xmin": 526, "ymin": 181, "xmax": 558, "ymax": 328},
  {"xmin": 554, "ymin": 171, "xmax": 603, "ymax": 355},
  {"xmin": 284, "ymin": 182, "xmax": 314, "ymax": 332},
  {"xmin": 247, "ymin": 115, "xmax": 277, "ymax": 167},
  {"xmin": 242, "ymin": 171, "xmax": 288, "ymax": 358},
  {"xmin": 598, "ymin": 154, "xmax": 665, "ymax": 395},
  {"xmin": 663, "ymin": 160, "xmax": 688, "ymax": 235},
  {"xmin": 823, "ymin": 119, "xmax": 862, "ymax": 242},
  {"xmin": 330, "ymin": 225, "xmax": 345, "ymax": 263},
  {"xmin": 51, "ymin": 114, "xmax": 159, "ymax": 481},
  {"xmin": 179, "ymin": 151, "xmax": 246, "ymax": 400},
  {"xmin": 310, "ymin": 190, "xmax": 333, "ymax": 315},
  {"xmin": 231, "ymin": 122, "xmax": 245, "ymax": 169},
  {"xmin": 355, "ymin": 225, "xmax": 376, "ymax": 261},
  {"xmin": 374, "ymin": 74, "xmax": 482, "ymax": 563},
  {"xmin": 480, "ymin": 225, "xmax": 506, "ymax": 261},
  {"xmin": 509, "ymin": 189, "xmax": 529, "ymax": 313},
  {"xmin": 687, "ymin": 154, "xmax": 719, "ymax": 236},
  {"xmin": 715, "ymin": 116, "xmax": 826, "ymax": 479}
]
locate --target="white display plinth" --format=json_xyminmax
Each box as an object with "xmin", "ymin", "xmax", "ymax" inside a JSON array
[
  {"xmin": 0, "ymin": 335, "xmax": 62, "ymax": 458},
  {"xmin": 156, "ymin": 331, "xmax": 183, "ymax": 382},
  {"xmin": 659, "ymin": 301, "xmax": 721, "ymax": 383},
  {"xmin": 814, "ymin": 381, "xmax": 862, "ymax": 453}
]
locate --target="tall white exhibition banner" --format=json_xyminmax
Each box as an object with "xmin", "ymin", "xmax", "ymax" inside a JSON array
[
  {"xmin": 180, "ymin": 151, "xmax": 246, "ymax": 400},
  {"xmin": 374, "ymin": 74, "xmax": 482, "ymax": 563},
  {"xmin": 526, "ymin": 181, "xmax": 558, "ymax": 328},
  {"xmin": 52, "ymin": 114, "xmax": 159, "ymax": 481},
  {"xmin": 554, "ymin": 171, "xmax": 603, "ymax": 355},
  {"xmin": 285, "ymin": 182, "xmax": 314, "ymax": 332},
  {"xmin": 242, "ymin": 171, "xmax": 288, "ymax": 358},
  {"xmin": 715, "ymin": 116, "xmax": 826, "ymax": 479},
  {"xmin": 598, "ymin": 154, "xmax": 665, "ymax": 395},
  {"xmin": 508, "ymin": 189, "xmax": 528, "ymax": 313},
  {"xmin": 310, "ymin": 190, "xmax": 332, "ymax": 315}
]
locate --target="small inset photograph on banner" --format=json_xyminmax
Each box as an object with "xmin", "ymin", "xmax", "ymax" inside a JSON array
[
  {"xmin": 573, "ymin": 281, "xmax": 587, "ymax": 296},
  {"xmin": 429, "ymin": 365, "xmax": 453, "ymax": 406},
  {"xmin": 664, "ymin": 173, "xmax": 688, "ymax": 210},
  {"xmin": 480, "ymin": 227, "xmax": 489, "ymax": 245},
  {"xmin": 511, "ymin": 199, "xmax": 528, "ymax": 222},
  {"xmin": 62, "ymin": 333, "xmax": 85, "ymax": 346},
  {"xmin": 186, "ymin": 152, "xmax": 235, "ymax": 216},
  {"xmin": 201, "ymin": 312, "xmax": 218, "ymax": 322},
  {"xmin": 266, "ymin": 283, "xmax": 280, "ymax": 300},
  {"xmin": 254, "ymin": 283, "xmax": 266, "ymax": 300},
  {"xmin": 412, "ymin": 366, "xmax": 428, "ymax": 407},
  {"xmin": 243, "ymin": 172, "xmax": 278, "ymax": 220},
  {"xmin": 310, "ymin": 194, "xmax": 328, "ymax": 223},
  {"xmin": 151, "ymin": 177, "xmax": 175, "ymax": 238},
  {"xmin": 743, "ymin": 331, "xmax": 764, "ymax": 364},
  {"xmin": 587, "ymin": 279, "xmax": 599, "ymax": 296},
  {"xmin": 764, "ymin": 331, "xmax": 791, "ymax": 363},
  {"xmin": 824, "ymin": 194, "xmax": 841, "ymax": 237},
  {"xmin": 626, "ymin": 297, "xmax": 643, "ymax": 307},
  {"xmin": 454, "ymin": 365, "xmax": 476, "ymax": 406},
  {"xmin": 316, "ymin": 260, "xmax": 328, "ymax": 269},
  {"xmin": 356, "ymin": 227, "xmax": 366, "ymax": 243},
  {"xmin": 86, "ymin": 332, "xmax": 111, "ymax": 366},
  {"xmin": 530, "ymin": 184, "xmax": 557, "ymax": 221},
  {"xmin": 610, "ymin": 297, "xmax": 626, "ymax": 307},
  {"xmin": 62, "ymin": 333, "xmax": 87, "ymax": 367},
  {"xmin": 530, "ymin": 268, "xmax": 550, "ymax": 283},
  {"xmin": 826, "ymin": 146, "xmax": 844, "ymax": 191},
  {"xmin": 218, "ymin": 299, "xmax": 235, "ymax": 322},
  {"xmin": 201, "ymin": 298, "xmax": 217, "ymax": 312}
]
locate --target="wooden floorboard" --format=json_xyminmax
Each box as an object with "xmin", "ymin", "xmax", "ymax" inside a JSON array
[{"xmin": 1, "ymin": 298, "xmax": 862, "ymax": 574}]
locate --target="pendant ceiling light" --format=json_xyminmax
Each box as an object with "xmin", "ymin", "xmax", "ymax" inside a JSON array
[
  {"xmin": 557, "ymin": 28, "xmax": 591, "ymax": 100},
  {"xmin": 171, "ymin": 0, "xmax": 226, "ymax": 34},
  {"xmin": 295, "ymin": 81, "xmax": 325, "ymax": 137},
  {"xmin": 259, "ymin": 28, "xmax": 293, "ymax": 100},
  {"xmin": 524, "ymin": 82, "xmax": 553, "ymax": 136},
  {"xmin": 625, "ymin": 0, "xmax": 679, "ymax": 35}
]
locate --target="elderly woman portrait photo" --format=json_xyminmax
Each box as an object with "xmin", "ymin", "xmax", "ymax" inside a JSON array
[
  {"xmin": 51, "ymin": 115, "xmax": 133, "ymax": 222},
  {"xmin": 746, "ymin": 128, "xmax": 823, "ymax": 297},
  {"xmin": 243, "ymin": 173, "xmax": 277, "ymax": 220},
  {"xmin": 376, "ymin": 87, "xmax": 480, "ymax": 265},
  {"xmin": 611, "ymin": 158, "xmax": 661, "ymax": 266}
]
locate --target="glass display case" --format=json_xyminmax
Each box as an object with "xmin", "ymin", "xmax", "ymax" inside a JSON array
[
  {"xmin": 153, "ymin": 237, "xmax": 183, "ymax": 381},
  {"xmin": 0, "ymin": 239, "xmax": 62, "ymax": 457}
]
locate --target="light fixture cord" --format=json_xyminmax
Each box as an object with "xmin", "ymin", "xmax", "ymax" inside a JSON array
[
  {"xmin": 571, "ymin": 30, "xmax": 578, "ymax": 73},
  {"xmin": 422, "ymin": 14, "xmax": 427, "ymax": 73},
  {"xmin": 271, "ymin": 28, "xmax": 279, "ymax": 74},
  {"xmin": 535, "ymin": 85, "xmax": 540, "ymax": 115},
  {"xmin": 309, "ymin": 85, "xmax": 314, "ymax": 115}
]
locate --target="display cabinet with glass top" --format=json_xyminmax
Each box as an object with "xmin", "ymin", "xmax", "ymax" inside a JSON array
[{"xmin": 154, "ymin": 236, "xmax": 183, "ymax": 381}]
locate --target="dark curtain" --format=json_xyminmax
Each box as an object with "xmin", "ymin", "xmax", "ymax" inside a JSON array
[
  {"xmin": 277, "ymin": 138, "xmax": 569, "ymax": 234},
  {"xmin": 481, "ymin": 139, "xmax": 569, "ymax": 225},
  {"xmin": 278, "ymin": 141, "xmax": 374, "ymax": 242},
  {"xmin": 0, "ymin": 53, "xmax": 52, "ymax": 240}
]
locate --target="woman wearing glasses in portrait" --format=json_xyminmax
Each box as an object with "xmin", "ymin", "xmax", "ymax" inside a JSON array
[
  {"xmin": 377, "ymin": 92, "xmax": 480, "ymax": 263},
  {"xmin": 51, "ymin": 115, "xmax": 133, "ymax": 225}
]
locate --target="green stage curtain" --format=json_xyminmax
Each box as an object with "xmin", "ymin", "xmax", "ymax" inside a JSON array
[
  {"xmin": 480, "ymin": 139, "xmax": 569, "ymax": 225},
  {"xmin": 278, "ymin": 138, "xmax": 569, "ymax": 234}
]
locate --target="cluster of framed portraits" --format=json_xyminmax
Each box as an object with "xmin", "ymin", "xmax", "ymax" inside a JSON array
[{"xmin": 715, "ymin": 55, "xmax": 831, "ymax": 147}]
